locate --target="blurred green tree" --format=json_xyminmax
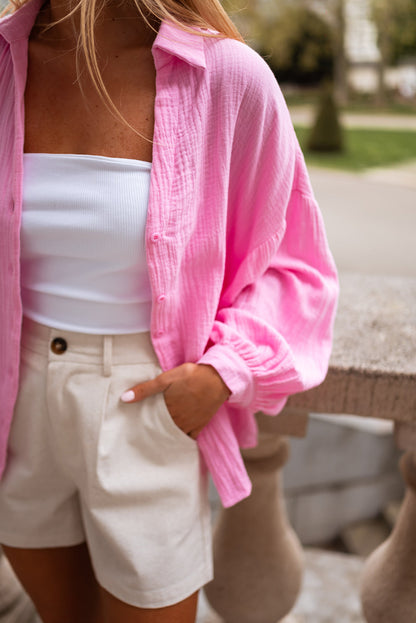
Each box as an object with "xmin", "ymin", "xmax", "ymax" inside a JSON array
[
  {"xmin": 259, "ymin": 5, "xmax": 334, "ymax": 86},
  {"xmin": 222, "ymin": 0, "xmax": 347, "ymax": 100}
]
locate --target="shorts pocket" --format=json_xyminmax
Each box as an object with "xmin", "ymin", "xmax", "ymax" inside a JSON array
[{"xmin": 157, "ymin": 393, "xmax": 198, "ymax": 450}]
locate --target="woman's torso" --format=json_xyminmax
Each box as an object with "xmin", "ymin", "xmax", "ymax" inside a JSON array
[{"xmin": 22, "ymin": 10, "xmax": 159, "ymax": 331}]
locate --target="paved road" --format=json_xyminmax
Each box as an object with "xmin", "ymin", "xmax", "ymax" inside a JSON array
[
  {"xmin": 309, "ymin": 167, "xmax": 416, "ymax": 278},
  {"xmin": 288, "ymin": 105, "xmax": 416, "ymax": 277}
]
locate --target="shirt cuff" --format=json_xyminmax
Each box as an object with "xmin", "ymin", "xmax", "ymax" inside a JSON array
[{"xmin": 197, "ymin": 343, "xmax": 255, "ymax": 407}]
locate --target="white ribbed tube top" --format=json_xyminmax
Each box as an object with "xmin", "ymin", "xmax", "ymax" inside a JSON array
[{"xmin": 21, "ymin": 153, "xmax": 153, "ymax": 334}]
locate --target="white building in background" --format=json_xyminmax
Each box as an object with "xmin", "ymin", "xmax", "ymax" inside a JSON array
[
  {"xmin": 345, "ymin": 0, "xmax": 380, "ymax": 64},
  {"xmin": 344, "ymin": 0, "xmax": 381, "ymax": 94},
  {"xmin": 345, "ymin": 0, "xmax": 416, "ymax": 97},
  {"xmin": 312, "ymin": 0, "xmax": 383, "ymax": 93}
]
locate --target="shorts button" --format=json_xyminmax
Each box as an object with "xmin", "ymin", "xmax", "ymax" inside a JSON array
[{"xmin": 51, "ymin": 337, "xmax": 67, "ymax": 354}]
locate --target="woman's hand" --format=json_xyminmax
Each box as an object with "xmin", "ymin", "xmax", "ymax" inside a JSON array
[{"xmin": 120, "ymin": 363, "xmax": 231, "ymax": 439}]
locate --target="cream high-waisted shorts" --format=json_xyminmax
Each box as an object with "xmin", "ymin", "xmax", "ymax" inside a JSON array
[{"xmin": 0, "ymin": 316, "xmax": 213, "ymax": 608}]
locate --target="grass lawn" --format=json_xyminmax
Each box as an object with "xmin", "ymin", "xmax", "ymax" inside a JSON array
[{"xmin": 294, "ymin": 126, "xmax": 416, "ymax": 171}]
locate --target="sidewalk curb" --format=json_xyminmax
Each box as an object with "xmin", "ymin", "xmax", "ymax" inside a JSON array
[
  {"xmin": 307, "ymin": 163, "xmax": 416, "ymax": 191},
  {"xmin": 363, "ymin": 164, "xmax": 416, "ymax": 190},
  {"xmin": 289, "ymin": 106, "xmax": 416, "ymax": 131}
]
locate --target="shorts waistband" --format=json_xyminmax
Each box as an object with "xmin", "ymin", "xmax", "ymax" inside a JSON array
[{"xmin": 20, "ymin": 316, "xmax": 159, "ymax": 371}]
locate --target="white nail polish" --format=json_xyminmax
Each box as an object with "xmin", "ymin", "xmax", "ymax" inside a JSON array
[{"xmin": 121, "ymin": 390, "xmax": 135, "ymax": 402}]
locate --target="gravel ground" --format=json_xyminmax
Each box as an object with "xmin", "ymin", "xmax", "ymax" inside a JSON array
[{"xmin": 197, "ymin": 549, "xmax": 365, "ymax": 623}]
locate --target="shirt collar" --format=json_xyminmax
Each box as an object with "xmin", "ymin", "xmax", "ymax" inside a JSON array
[
  {"xmin": 0, "ymin": 0, "xmax": 206, "ymax": 69},
  {"xmin": 152, "ymin": 19, "xmax": 206, "ymax": 70}
]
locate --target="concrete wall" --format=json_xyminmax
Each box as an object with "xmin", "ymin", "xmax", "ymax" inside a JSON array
[{"xmin": 284, "ymin": 415, "xmax": 404, "ymax": 544}]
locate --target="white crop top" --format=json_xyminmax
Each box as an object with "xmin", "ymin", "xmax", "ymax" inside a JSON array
[{"xmin": 21, "ymin": 153, "xmax": 153, "ymax": 334}]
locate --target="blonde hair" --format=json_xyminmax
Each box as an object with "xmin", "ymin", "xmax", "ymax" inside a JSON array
[{"xmin": 3, "ymin": 0, "xmax": 245, "ymax": 139}]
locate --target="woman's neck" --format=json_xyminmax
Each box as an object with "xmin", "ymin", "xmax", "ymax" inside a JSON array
[{"xmin": 33, "ymin": 0, "xmax": 159, "ymax": 51}]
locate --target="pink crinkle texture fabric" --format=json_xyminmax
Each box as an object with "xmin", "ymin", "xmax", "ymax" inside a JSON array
[{"xmin": 0, "ymin": 0, "xmax": 339, "ymax": 507}]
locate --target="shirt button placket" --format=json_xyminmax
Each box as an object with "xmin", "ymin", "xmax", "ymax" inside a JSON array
[
  {"xmin": 155, "ymin": 293, "xmax": 167, "ymax": 336},
  {"xmin": 150, "ymin": 231, "xmax": 165, "ymax": 336}
]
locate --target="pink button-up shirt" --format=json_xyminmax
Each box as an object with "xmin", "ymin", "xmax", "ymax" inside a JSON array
[{"xmin": 0, "ymin": 0, "xmax": 339, "ymax": 507}]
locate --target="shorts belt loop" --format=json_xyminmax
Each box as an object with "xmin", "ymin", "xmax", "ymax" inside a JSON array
[{"xmin": 103, "ymin": 336, "xmax": 112, "ymax": 377}]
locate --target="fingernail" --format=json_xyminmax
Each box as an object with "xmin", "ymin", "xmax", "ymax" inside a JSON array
[{"xmin": 121, "ymin": 390, "xmax": 135, "ymax": 403}]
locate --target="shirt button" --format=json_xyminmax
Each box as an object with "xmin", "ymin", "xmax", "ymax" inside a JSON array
[
  {"xmin": 157, "ymin": 294, "xmax": 166, "ymax": 303},
  {"xmin": 151, "ymin": 232, "xmax": 161, "ymax": 242},
  {"xmin": 50, "ymin": 337, "xmax": 68, "ymax": 354}
]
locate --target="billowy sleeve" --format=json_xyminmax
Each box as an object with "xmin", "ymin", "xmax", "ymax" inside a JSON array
[{"xmin": 198, "ymin": 52, "xmax": 339, "ymax": 414}]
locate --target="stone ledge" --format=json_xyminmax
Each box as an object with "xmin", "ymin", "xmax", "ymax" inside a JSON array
[
  {"xmin": 287, "ymin": 273, "xmax": 416, "ymax": 423},
  {"xmin": 288, "ymin": 367, "xmax": 416, "ymax": 421}
]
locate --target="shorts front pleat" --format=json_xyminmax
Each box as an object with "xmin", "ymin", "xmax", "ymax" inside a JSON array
[{"xmin": 0, "ymin": 317, "xmax": 213, "ymax": 608}]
